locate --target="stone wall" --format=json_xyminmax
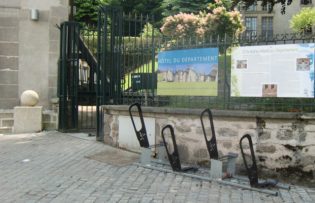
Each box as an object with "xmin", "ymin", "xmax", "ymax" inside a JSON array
[
  {"xmin": 0, "ymin": 109, "xmax": 14, "ymax": 133},
  {"xmin": 0, "ymin": 5, "xmax": 19, "ymax": 108},
  {"xmin": 0, "ymin": 0, "xmax": 69, "ymax": 109},
  {"xmin": 0, "ymin": 109, "xmax": 58, "ymax": 134},
  {"xmin": 103, "ymin": 105, "xmax": 315, "ymax": 178}
]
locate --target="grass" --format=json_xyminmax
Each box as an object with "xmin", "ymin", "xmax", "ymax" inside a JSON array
[
  {"xmin": 157, "ymin": 82, "xmax": 217, "ymax": 96},
  {"xmin": 123, "ymin": 60, "xmax": 157, "ymax": 90}
]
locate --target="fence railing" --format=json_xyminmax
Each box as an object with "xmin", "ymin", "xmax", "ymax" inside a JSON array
[
  {"xmin": 79, "ymin": 14, "xmax": 315, "ymax": 112},
  {"xmin": 119, "ymin": 33, "xmax": 315, "ymax": 112}
]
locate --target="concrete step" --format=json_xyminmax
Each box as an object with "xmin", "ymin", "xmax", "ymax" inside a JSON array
[{"xmin": 0, "ymin": 127, "xmax": 12, "ymax": 134}]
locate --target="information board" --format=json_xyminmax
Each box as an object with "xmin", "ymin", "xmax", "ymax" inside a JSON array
[{"xmin": 231, "ymin": 44, "xmax": 315, "ymax": 98}]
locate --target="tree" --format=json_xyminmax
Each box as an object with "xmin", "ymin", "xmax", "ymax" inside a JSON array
[
  {"xmin": 290, "ymin": 8, "xmax": 315, "ymax": 34},
  {"xmin": 119, "ymin": 0, "xmax": 164, "ymax": 26},
  {"xmin": 231, "ymin": 0, "xmax": 293, "ymax": 14},
  {"xmin": 74, "ymin": 0, "xmax": 164, "ymax": 26},
  {"xmin": 74, "ymin": 0, "xmax": 120, "ymax": 25},
  {"xmin": 161, "ymin": 0, "xmax": 213, "ymax": 17}
]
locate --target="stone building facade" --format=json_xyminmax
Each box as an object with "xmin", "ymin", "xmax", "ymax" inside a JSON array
[
  {"xmin": 240, "ymin": 0, "xmax": 314, "ymax": 37},
  {"xmin": 0, "ymin": 0, "xmax": 69, "ymax": 109}
]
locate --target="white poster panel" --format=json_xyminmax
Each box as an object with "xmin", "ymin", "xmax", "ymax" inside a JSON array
[{"xmin": 231, "ymin": 43, "xmax": 315, "ymax": 98}]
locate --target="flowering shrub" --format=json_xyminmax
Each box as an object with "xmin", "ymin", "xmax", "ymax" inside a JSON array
[
  {"xmin": 160, "ymin": 13, "xmax": 199, "ymax": 39},
  {"xmin": 160, "ymin": 0, "xmax": 245, "ymax": 39}
]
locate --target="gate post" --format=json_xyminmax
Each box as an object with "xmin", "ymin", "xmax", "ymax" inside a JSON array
[{"xmin": 58, "ymin": 22, "xmax": 80, "ymax": 131}]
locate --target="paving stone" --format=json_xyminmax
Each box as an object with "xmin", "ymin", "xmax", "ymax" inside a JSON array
[{"xmin": 0, "ymin": 131, "xmax": 314, "ymax": 203}]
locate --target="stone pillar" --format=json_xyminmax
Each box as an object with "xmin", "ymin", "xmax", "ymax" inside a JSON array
[{"xmin": 13, "ymin": 106, "xmax": 42, "ymax": 133}]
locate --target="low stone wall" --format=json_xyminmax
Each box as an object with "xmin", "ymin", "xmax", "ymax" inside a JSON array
[
  {"xmin": 0, "ymin": 109, "xmax": 14, "ymax": 133},
  {"xmin": 102, "ymin": 105, "xmax": 315, "ymax": 178},
  {"xmin": 0, "ymin": 109, "xmax": 58, "ymax": 134},
  {"xmin": 43, "ymin": 110, "xmax": 58, "ymax": 130}
]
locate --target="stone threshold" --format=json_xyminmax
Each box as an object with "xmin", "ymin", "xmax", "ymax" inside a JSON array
[{"xmin": 103, "ymin": 105, "xmax": 315, "ymax": 120}]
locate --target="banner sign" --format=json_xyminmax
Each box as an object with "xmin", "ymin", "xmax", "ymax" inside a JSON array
[
  {"xmin": 157, "ymin": 48, "xmax": 219, "ymax": 96},
  {"xmin": 231, "ymin": 44, "xmax": 315, "ymax": 98}
]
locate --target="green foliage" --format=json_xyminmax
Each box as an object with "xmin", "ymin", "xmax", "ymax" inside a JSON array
[
  {"xmin": 161, "ymin": 0, "xmax": 212, "ymax": 17},
  {"xmin": 290, "ymin": 8, "xmax": 315, "ymax": 34},
  {"xmin": 120, "ymin": 0, "xmax": 164, "ymax": 26},
  {"xmin": 231, "ymin": 0, "xmax": 293, "ymax": 14},
  {"xmin": 140, "ymin": 23, "xmax": 162, "ymax": 38},
  {"xmin": 74, "ymin": 0, "xmax": 164, "ymax": 26},
  {"xmin": 74, "ymin": 0, "xmax": 120, "ymax": 25}
]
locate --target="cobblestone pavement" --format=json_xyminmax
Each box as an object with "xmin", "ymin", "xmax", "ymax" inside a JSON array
[{"xmin": 0, "ymin": 131, "xmax": 314, "ymax": 203}]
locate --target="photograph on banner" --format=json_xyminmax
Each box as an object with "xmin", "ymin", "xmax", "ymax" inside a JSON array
[
  {"xmin": 231, "ymin": 43, "xmax": 315, "ymax": 98},
  {"xmin": 157, "ymin": 48, "xmax": 219, "ymax": 96}
]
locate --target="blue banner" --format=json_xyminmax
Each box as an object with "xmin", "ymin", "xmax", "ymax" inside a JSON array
[{"xmin": 157, "ymin": 48, "xmax": 219, "ymax": 96}]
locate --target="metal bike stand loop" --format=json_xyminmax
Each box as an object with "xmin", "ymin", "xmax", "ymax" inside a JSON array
[
  {"xmin": 129, "ymin": 103, "xmax": 168, "ymax": 165},
  {"xmin": 161, "ymin": 125, "xmax": 198, "ymax": 172},
  {"xmin": 200, "ymin": 108, "xmax": 238, "ymax": 179},
  {"xmin": 240, "ymin": 134, "xmax": 290, "ymax": 190}
]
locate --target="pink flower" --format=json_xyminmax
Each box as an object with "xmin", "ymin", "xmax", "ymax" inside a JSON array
[
  {"xmin": 196, "ymin": 28, "xmax": 205, "ymax": 36},
  {"xmin": 213, "ymin": 7, "xmax": 226, "ymax": 15}
]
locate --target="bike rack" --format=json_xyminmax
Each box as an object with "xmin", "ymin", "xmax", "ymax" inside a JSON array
[
  {"xmin": 129, "ymin": 103, "xmax": 167, "ymax": 165},
  {"xmin": 161, "ymin": 125, "xmax": 198, "ymax": 172},
  {"xmin": 200, "ymin": 108, "xmax": 238, "ymax": 179},
  {"xmin": 240, "ymin": 134, "xmax": 279, "ymax": 188},
  {"xmin": 129, "ymin": 104, "xmax": 289, "ymax": 194},
  {"xmin": 129, "ymin": 103, "xmax": 150, "ymax": 148}
]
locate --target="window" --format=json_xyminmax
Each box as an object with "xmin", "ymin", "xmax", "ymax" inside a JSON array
[
  {"xmin": 246, "ymin": 4, "xmax": 257, "ymax": 11},
  {"xmin": 245, "ymin": 17, "xmax": 257, "ymax": 39},
  {"xmin": 301, "ymin": 0, "xmax": 312, "ymax": 5},
  {"xmin": 262, "ymin": 17, "xmax": 273, "ymax": 39},
  {"xmin": 262, "ymin": 3, "xmax": 272, "ymax": 11}
]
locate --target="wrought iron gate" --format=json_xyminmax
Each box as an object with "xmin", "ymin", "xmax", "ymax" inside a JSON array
[
  {"xmin": 58, "ymin": 22, "xmax": 97, "ymax": 133},
  {"xmin": 58, "ymin": 6, "xmax": 156, "ymax": 139},
  {"xmin": 58, "ymin": 22, "xmax": 79, "ymax": 131}
]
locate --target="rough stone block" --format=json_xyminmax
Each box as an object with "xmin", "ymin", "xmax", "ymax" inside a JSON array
[
  {"xmin": 49, "ymin": 40, "xmax": 59, "ymax": 53},
  {"xmin": 222, "ymin": 141, "xmax": 232, "ymax": 149},
  {"xmin": 0, "ymin": 112, "xmax": 13, "ymax": 119},
  {"xmin": 304, "ymin": 124, "xmax": 315, "ymax": 132},
  {"xmin": 50, "ymin": 6, "xmax": 68, "ymax": 18},
  {"xmin": 43, "ymin": 122, "xmax": 57, "ymax": 130},
  {"xmin": 49, "ymin": 53, "xmax": 59, "ymax": 75},
  {"xmin": 43, "ymin": 114, "xmax": 50, "ymax": 122},
  {"xmin": 0, "ymin": 17, "xmax": 18, "ymax": 26},
  {"xmin": 48, "ymin": 75, "xmax": 57, "ymax": 88},
  {"xmin": 0, "ymin": 127, "xmax": 12, "ymax": 134},
  {"xmin": 49, "ymin": 25, "xmax": 59, "ymax": 40},
  {"xmin": 256, "ymin": 144, "xmax": 276, "ymax": 153},
  {"xmin": 0, "ymin": 27, "xmax": 18, "ymax": 42},
  {"xmin": 259, "ymin": 130, "xmax": 271, "ymax": 140},
  {"xmin": 217, "ymin": 127, "xmax": 238, "ymax": 137},
  {"xmin": 0, "ymin": 70, "xmax": 18, "ymax": 84},
  {"xmin": 0, "ymin": 42, "xmax": 18, "ymax": 56},
  {"xmin": 0, "ymin": 99, "xmax": 18, "ymax": 109},
  {"xmin": 13, "ymin": 106, "xmax": 42, "ymax": 133},
  {"xmin": 0, "ymin": 56, "xmax": 18, "ymax": 69},
  {"xmin": 0, "ymin": 85, "xmax": 18, "ymax": 98},
  {"xmin": 2, "ymin": 119, "xmax": 13, "ymax": 127},
  {"xmin": 48, "ymin": 87, "xmax": 57, "ymax": 100},
  {"xmin": 276, "ymin": 129, "xmax": 294, "ymax": 140}
]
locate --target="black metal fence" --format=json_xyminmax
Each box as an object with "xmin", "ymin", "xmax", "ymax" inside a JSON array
[{"xmin": 87, "ymin": 7, "xmax": 315, "ymax": 113}]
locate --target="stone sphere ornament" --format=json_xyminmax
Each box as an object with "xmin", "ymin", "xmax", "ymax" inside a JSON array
[{"xmin": 20, "ymin": 90, "xmax": 39, "ymax": 106}]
